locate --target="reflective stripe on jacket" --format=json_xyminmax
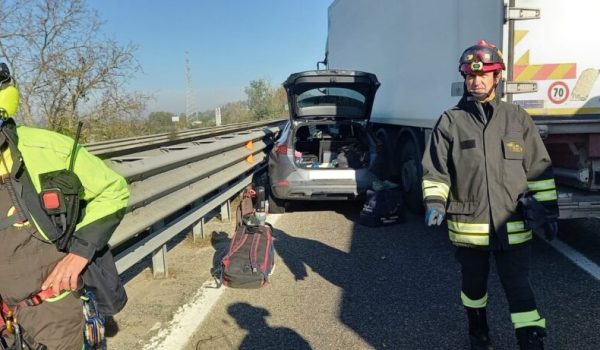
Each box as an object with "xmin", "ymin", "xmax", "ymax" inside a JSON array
[{"xmin": 421, "ymin": 96, "xmax": 558, "ymax": 250}]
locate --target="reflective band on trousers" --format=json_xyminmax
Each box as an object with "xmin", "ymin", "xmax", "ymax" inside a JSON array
[
  {"xmin": 422, "ymin": 180, "xmax": 449, "ymax": 200},
  {"xmin": 511, "ymin": 310, "xmax": 546, "ymax": 329},
  {"xmin": 461, "ymin": 291, "xmax": 488, "ymax": 308},
  {"xmin": 527, "ymin": 178, "xmax": 556, "ymax": 191},
  {"xmin": 534, "ymin": 189, "xmax": 558, "ymax": 202}
]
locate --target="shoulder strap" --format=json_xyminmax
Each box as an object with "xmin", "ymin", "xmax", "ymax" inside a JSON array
[
  {"xmin": 0, "ymin": 121, "xmax": 63, "ymax": 243},
  {"xmin": 0, "ymin": 215, "xmax": 19, "ymax": 230}
]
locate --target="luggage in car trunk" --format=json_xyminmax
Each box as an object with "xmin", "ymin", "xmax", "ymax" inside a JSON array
[{"xmin": 293, "ymin": 124, "xmax": 370, "ymax": 169}]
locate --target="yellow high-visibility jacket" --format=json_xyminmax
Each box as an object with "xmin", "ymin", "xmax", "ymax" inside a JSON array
[
  {"xmin": 1, "ymin": 123, "xmax": 129, "ymax": 260},
  {"xmin": 421, "ymin": 96, "xmax": 558, "ymax": 250}
]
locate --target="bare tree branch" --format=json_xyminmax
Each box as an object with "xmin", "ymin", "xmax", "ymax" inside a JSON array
[{"xmin": 0, "ymin": 0, "xmax": 147, "ymax": 136}]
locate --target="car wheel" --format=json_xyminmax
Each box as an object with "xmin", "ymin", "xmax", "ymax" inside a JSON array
[{"xmin": 267, "ymin": 190, "xmax": 286, "ymax": 214}]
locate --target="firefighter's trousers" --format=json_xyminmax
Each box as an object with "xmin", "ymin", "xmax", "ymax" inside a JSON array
[{"xmin": 455, "ymin": 244, "xmax": 545, "ymax": 330}]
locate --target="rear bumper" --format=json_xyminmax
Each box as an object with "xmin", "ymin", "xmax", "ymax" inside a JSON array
[
  {"xmin": 272, "ymin": 179, "xmax": 361, "ymax": 200},
  {"xmin": 557, "ymin": 185, "xmax": 600, "ymax": 219}
]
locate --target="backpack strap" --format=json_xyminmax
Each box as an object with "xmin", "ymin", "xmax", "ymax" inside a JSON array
[
  {"xmin": 0, "ymin": 215, "xmax": 19, "ymax": 230},
  {"xmin": 0, "ymin": 121, "xmax": 64, "ymax": 244},
  {"xmin": 249, "ymin": 231, "xmax": 261, "ymax": 273}
]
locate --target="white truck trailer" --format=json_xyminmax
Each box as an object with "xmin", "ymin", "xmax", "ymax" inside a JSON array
[{"xmin": 325, "ymin": 0, "xmax": 600, "ymax": 218}]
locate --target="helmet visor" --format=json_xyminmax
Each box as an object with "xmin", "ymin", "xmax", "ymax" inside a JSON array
[{"xmin": 460, "ymin": 46, "xmax": 503, "ymax": 65}]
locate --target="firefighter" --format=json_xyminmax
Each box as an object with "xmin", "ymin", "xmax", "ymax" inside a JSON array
[
  {"xmin": 0, "ymin": 63, "xmax": 129, "ymax": 349},
  {"xmin": 421, "ymin": 41, "xmax": 558, "ymax": 350}
]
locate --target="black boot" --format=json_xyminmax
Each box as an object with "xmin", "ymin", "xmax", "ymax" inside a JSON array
[
  {"xmin": 466, "ymin": 307, "xmax": 493, "ymax": 350},
  {"xmin": 516, "ymin": 326, "xmax": 546, "ymax": 350}
]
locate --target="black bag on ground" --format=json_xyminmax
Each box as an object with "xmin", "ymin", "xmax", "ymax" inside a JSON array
[
  {"xmin": 358, "ymin": 186, "xmax": 405, "ymax": 227},
  {"xmin": 221, "ymin": 223, "xmax": 275, "ymax": 288},
  {"xmin": 220, "ymin": 187, "xmax": 275, "ymax": 288}
]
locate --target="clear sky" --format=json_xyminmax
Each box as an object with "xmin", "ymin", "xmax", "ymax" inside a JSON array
[{"xmin": 90, "ymin": 0, "xmax": 332, "ymax": 115}]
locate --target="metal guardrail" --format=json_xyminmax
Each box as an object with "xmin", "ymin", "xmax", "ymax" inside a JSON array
[
  {"xmin": 86, "ymin": 121, "xmax": 285, "ymax": 276},
  {"xmin": 85, "ymin": 119, "xmax": 284, "ymax": 158}
]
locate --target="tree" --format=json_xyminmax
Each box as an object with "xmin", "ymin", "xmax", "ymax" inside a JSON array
[
  {"xmin": 0, "ymin": 0, "xmax": 147, "ymax": 137},
  {"xmin": 270, "ymin": 86, "xmax": 288, "ymax": 119},
  {"xmin": 83, "ymin": 88, "xmax": 148, "ymax": 142},
  {"xmin": 245, "ymin": 79, "xmax": 271, "ymax": 120},
  {"xmin": 147, "ymin": 111, "xmax": 175, "ymax": 134},
  {"xmin": 222, "ymin": 101, "xmax": 250, "ymax": 124},
  {"xmin": 244, "ymin": 79, "xmax": 288, "ymax": 121}
]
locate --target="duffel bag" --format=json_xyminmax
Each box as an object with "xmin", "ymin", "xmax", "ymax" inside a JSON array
[
  {"xmin": 358, "ymin": 186, "xmax": 405, "ymax": 227},
  {"xmin": 221, "ymin": 222, "xmax": 275, "ymax": 288}
]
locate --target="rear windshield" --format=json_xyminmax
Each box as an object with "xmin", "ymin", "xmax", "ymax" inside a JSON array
[{"xmin": 296, "ymin": 87, "xmax": 367, "ymax": 118}]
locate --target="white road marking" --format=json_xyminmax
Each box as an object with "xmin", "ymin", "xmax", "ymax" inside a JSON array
[
  {"xmin": 542, "ymin": 234, "xmax": 600, "ymax": 281},
  {"xmin": 141, "ymin": 280, "xmax": 223, "ymax": 350},
  {"xmin": 141, "ymin": 214, "xmax": 283, "ymax": 350}
]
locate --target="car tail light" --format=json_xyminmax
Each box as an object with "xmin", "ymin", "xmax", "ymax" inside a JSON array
[
  {"xmin": 275, "ymin": 144, "xmax": 288, "ymax": 155},
  {"xmin": 274, "ymin": 180, "xmax": 289, "ymax": 186}
]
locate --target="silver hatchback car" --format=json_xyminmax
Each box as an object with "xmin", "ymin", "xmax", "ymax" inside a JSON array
[{"xmin": 267, "ymin": 70, "xmax": 381, "ymax": 213}]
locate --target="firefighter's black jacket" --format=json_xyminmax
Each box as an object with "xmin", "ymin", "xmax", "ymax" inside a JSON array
[{"xmin": 421, "ymin": 95, "xmax": 558, "ymax": 250}]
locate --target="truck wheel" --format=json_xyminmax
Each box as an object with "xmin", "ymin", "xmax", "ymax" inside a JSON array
[
  {"xmin": 374, "ymin": 130, "xmax": 390, "ymax": 179},
  {"xmin": 399, "ymin": 140, "xmax": 424, "ymax": 214},
  {"xmin": 268, "ymin": 191, "xmax": 286, "ymax": 214}
]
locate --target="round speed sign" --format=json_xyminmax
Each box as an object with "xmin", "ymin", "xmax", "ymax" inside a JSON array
[{"xmin": 548, "ymin": 81, "xmax": 569, "ymax": 104}]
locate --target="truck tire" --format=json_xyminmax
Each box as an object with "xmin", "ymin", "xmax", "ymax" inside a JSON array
[{"xmin": 399, "ymin": 139, "xmax": 424, "ymax": 214}]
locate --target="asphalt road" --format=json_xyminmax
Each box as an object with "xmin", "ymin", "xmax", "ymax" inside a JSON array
[{"xmin": 108, "ymin": 200, "xmax": 600, "ymax": 350}]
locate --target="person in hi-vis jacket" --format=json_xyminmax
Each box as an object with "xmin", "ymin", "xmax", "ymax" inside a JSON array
[
  {"xmin": 0, "ymin": 63, "xmax": 129, "ymax": 350},
  {"xmin": 421, "ymin": 40, "xmax": 559, "ymax": 350}
]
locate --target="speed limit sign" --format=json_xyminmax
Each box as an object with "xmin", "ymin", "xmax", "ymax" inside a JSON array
[{"xmin": 548, "ymin": 81, "xmax": 569, "ymax": 104}]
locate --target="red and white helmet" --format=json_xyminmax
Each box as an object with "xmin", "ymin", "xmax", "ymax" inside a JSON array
[{"xmin": 459, "ymin": 40, "xmax": 505, "ymax": 76}]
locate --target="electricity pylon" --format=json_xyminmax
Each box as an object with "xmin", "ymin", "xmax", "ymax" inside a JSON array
[{"xmin": 185, "ymin": 51, "xmax": 195, "ymax": 122}]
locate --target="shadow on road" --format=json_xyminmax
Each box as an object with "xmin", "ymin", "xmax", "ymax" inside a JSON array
[
  {"xmin": 271, "ymin": 214, "xmax": 468, "ymax": 349},
  {"xmin": 209, "ymin": 230, "xmax": 231, "ymax": 280},
  {"xmin": 273, "ymin": 199, "xmax": 600, "ymax": 349},
  {"xmin": 225, "ymin": 302, "xmax": 312, "ymax": 350}
]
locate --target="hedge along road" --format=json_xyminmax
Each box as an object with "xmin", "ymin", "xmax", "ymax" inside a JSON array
[{"xmin": 108, "ymin": 201, "xmax": 600, "ymax": 350}]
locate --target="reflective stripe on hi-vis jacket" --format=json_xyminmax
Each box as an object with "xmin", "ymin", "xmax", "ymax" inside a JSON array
[
  {"xmin": 506, "ymin": 221, "xmax": 532, "ymax": 245},
  {"xmin": 528, "ymin": 178, "xmax": 558, "ymax": 202},
  {"xmin": 447, "ymin": 220, "xmax": 488, "ymax": 246},
  {"xmin": 422, "ymin": 179, "xmax": 450, "ymax": 200},
  {"xmin": 448, "ymin": 219, "xmax": 532, "ymax": 246}
]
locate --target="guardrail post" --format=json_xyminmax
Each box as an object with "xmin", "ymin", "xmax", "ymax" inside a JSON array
[
  {"xmin": 151, "ymin": 221, "xmax": 168, "ymax": 278},
  {"xmin": 220, "ymin": 200, "xmax": 231, "ymax": 222},
  {"xmin": 152, "ymin": 245, "xmax": 168, "ymax": 279},
  {"xmin": 192, "ymin": 217, "xmax": 205, "ymax": 242}
]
